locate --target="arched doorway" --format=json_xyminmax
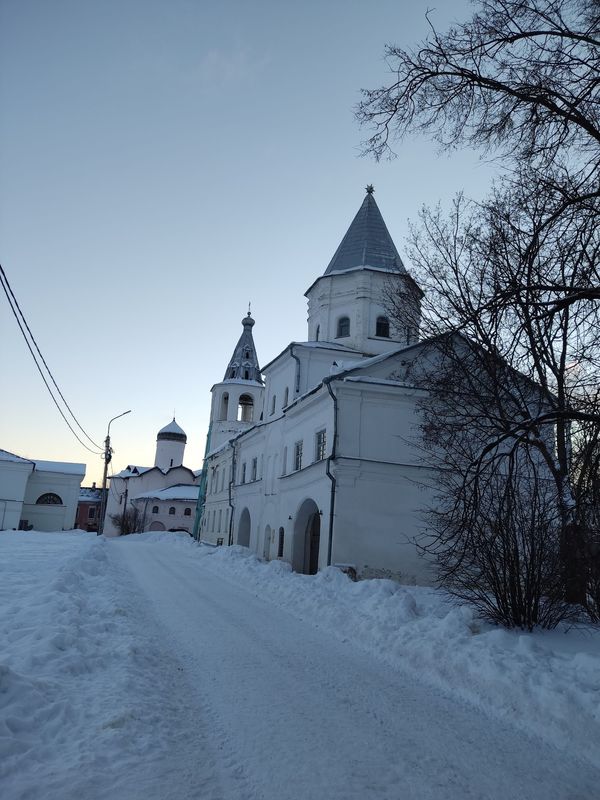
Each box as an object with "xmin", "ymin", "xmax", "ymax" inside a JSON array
[
  {"xmin": 149, "ymin": 521, "xmax": 165, "ymax": 531},
  {"xmin": 292, "ymin": 499, "xmax": 321, "ymax": 575},
  {"xmin": 263, "ymin": 525, "xmax": 272, "ymax": 560},
  {"xmin": 237, "ymin": 508, "xmax": 251, "ymax": 547}
]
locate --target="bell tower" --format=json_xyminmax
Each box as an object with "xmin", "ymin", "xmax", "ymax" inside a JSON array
[{"xmin": 208, "ymin": 311, "xmax": 265, "ymax": 452}]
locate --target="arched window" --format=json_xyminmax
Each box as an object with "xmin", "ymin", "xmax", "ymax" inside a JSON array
[
  {"xmin": 278, "ymin": 527, "xmax": 285, "ymax": 558},
  {"xmin": 315, "ymin": 325, "xmax": 320, "ymax": 341},
  {"xmin": 168, "ymin": 507, "xmax": 176, "ymax": 515},
  {"xmin": 376, "ymin": 316, "xmax": 390, "ymax": 338},
  {"xmin": 152, "ymin": 505, "xmax": 159, "ymax": 514},
  {"xmin": 219, "ymin": 392, "xmax": 229, "ymax": 421},
  {"xmin": 36, "ymin": 493, "xmax": 62, "ymax": 505},
  {"xmin": 184, "ymin": 508, "xmax": 191, "ymax": 516},
  {"xmin": 336, "ymin": 316, "xmax": 350, "ymax": 338},
  {"xmin": 237, "ymin": 393, "xmax": 254, "ymax": 422}
]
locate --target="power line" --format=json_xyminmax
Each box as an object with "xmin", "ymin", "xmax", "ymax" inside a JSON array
[{"xmin": 0, "ymin": 263, "xmax": 103, "ymax": 455}]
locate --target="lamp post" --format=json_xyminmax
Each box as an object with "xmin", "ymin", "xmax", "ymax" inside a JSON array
[{"xmin": 98, "ymin": 410, "xmax": 131, "ymax": 535}]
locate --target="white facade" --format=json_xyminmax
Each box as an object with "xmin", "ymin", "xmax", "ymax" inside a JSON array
[
  {"xmin": 104, "ymin": 418, "xmax": 200, "ymax": 536},
  {"xmin": 131, "ymin": 484, "xmax": 199, "ymax": 534},
  {"xmin": 0, "ymin": 450, "xmax": 85, "ymax": 531},
  {"xmin": 198, "ymin": 190, "xmax": 437, "ymax": 584}
]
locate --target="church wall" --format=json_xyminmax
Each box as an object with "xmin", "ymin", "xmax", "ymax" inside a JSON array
[
  {"xmin": 105, "ymin": 466, "xmax": 198, "ymax": 536},
  {"xmin": 331, "ymin": 459, "xmax": 436, "ymax": 585}
]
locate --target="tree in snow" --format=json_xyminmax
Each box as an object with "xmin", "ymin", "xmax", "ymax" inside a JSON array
[{"xmin": 359, "ymin": 0, "xmax": 600, "ymax": 620}]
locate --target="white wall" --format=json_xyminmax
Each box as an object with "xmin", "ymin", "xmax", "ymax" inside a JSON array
[
  {"xmin": 21, "ymin": 467, "xmax": 85, "ymax": 531},
  {"xmin": 0, "ymin": 459, "xmax": 34, "ymax": 530}
]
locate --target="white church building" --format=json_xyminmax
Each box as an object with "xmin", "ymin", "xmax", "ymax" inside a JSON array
[
  {"xmin": 104, "ymin": 418, "xmax": 200, "ymax": 536},
  {"xmin": 197, "ymin": 188, "xmax": 438, "ymax": 585}
]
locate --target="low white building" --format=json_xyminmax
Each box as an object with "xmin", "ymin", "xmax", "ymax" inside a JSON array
[
  {"xmin": 198, "ymin": 188, "xmax": 437, "ymax": 584},
  {"xmin": 0, "ymin": 449, "xmax": 86, "ymax": 531},
  {"xmin": 131, "ymin": 484, "xmax": 200, "ymax": 534},
  {"xmin": 104, "ymin": 418, "xmax": 200, "ymax": 536}
]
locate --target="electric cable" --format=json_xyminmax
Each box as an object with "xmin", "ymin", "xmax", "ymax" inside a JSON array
[{"xmin": 0, "ymin": 264, "xmax": 103, "ymax": 455}]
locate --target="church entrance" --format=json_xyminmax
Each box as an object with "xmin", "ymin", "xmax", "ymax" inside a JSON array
[
  {"xmin": 149, "ymin": 521, "xmax": 165, "ymax": 531},
  {"xmin": 292, "ymin": 499, "xmax": 321, "ymax": 575},
  {"xmin": 237, "ymin": 508, "xmax": 251, "ymax": 547}
]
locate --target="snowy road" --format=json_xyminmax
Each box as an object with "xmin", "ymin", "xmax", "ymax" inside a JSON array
[
  {"xmin": 113, "ymin": 538, "xmax": 598, "ymax": 800},
  {"xmin": 2, "ymin": 532, "xmax": 599, "ymax": 800}
]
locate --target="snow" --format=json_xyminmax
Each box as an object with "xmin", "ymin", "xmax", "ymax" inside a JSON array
[
  {"xmin": 2, "ymin": 530, "xmax": 599, "ymax": 799},
  {"xmin": 33, "ymin": 460, "xmax": 86, "ymax": 475},
  {"xmin": 132, "ymin": 484, "xmax": 200, "ymax": 501},
  {"xmin": 0, "ymin": 449, "xmax": 33, "ymax": 464}
]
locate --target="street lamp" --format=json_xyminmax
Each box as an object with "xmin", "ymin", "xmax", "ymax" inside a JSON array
[{"xmin": 98, "ymin": 410, "xmax": 131, "ymax": 535}]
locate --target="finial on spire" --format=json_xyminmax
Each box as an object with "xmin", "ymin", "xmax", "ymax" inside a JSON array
[
  {"xmin": 247, "ymin": 301, "xmax": 251, "ymax": 316},
  {"xmin": 365, "ymin": 184, "xmax": 374, "ymax": 195}
]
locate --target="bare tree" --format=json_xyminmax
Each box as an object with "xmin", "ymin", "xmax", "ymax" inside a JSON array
[
  {"xmin": 109, "ymin": 507, "xmax": 141, "ymax": 536},
  {"xmin": 359, "ymin": 0, "xmax": 600, "ymax": 616}
]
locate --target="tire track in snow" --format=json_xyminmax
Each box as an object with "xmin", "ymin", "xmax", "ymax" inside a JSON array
[{"xmin": 113, "ymin": 539, "xmax": 600, "ymax": 800}]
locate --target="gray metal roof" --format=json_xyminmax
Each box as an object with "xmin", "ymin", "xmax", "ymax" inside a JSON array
[
  {"xmin": 324, "ymin": 189, "xmax": 405, "ymax": 275},
  {"xmin": 223, "ymin": 313, "xmax": 263, "ymax": 384}
]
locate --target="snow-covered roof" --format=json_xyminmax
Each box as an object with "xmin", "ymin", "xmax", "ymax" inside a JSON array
[
  {"xmin": 261, "ymin": 340, "xmax": 363, "ymax": 373},
  {"xmin": 111, "ymin": 465, "xmax": 153, "ymax": 479},
  {"xmin": 34, "ymin": 460, "xmax": 86, "ymax": 476},
  {"xmin": 0, "ymin": 448, "xmax": 34, "ymax": 465},
  {"xmin": 132, "ymin": 484, "xmax": 200, "ymax": 502},
  {"xmin": 79, "ymin": 486, "xmax": 103, "ymax": 501},
  {"xmin": 157, "ymin": 418, "xmax": 187, "ymax": 442}
]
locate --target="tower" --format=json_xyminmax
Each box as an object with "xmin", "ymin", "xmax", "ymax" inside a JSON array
[
  {"xmin": 154, "ymin": 418, "xmax": 187, "ymax": 470},
  {"xmin": 304, "ymin": 186, "xmax": 422, "ymax": 355},
  {"xmin": 208, "ymin": 312, "xmax": 264, "ymax": 452}
]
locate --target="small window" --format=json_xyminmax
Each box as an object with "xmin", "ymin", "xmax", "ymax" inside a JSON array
[
  {"xmin": 251, "ymin": 457, "xmax": 257, "ymax": 481},
  {"xmin": 244, "ymin": 349, "xmax": 250, "ymax": 359},
  {"xmin": 169, "ymin": 507, "xmax": 176, "ymax": 515},
  {"xmin": 315, "ymin": 429, "xmax": 326, "ymax": 461},
  {"xmin": 36, "ymin": 493, "xmax": 62, "ymax": 505},
  {"xmin": 336, "ymin": 316, "xmax": 350, "ymax": 338},
  {"xmin": 294, "ymin": 441, "xmax": 303, "ymax": 471},
  {"xmin": 241, "ymin": 463, "xmax": 247, "ymax": 484},
  {"xmin": 270, "ymin": 394, "xmax": 276, "ymax": 415},
  {"xmin": 244, "ymin": 369, "xmax": 249, "ymax": 379},
  {"xmin": 152, "ymin": 505, "xmax": 159, "ymax": 514},
  {"xmin": 315, "ymin": 325, "xmax": 320, "ymax": 342},
  {"xmin": 283, "ymin": 387, "xmax": 289, "ymax": 407},
  {"xmin": 88, "ymin": 506, "xmax": 96, "ymax": 519},
  {"xmin": 376, "ymin": 316, "xmax": 390, "ymax": 338},
  {"xmin": 281, "ymin": 446, "xmax": 288, "ymax": 476},
  {"xmin": 278, "ymin": 527, "xmax": 285, "ymax": 558},
  {"xmin": 184, "ymin": 508, "xmax": 191, "ymax": 516}
]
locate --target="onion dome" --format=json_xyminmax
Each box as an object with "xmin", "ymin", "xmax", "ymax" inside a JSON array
[{"xmin": 156, "ymin": 418, "xmax": 187, "ymax": 443}]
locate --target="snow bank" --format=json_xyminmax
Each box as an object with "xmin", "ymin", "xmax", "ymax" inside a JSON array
[
  {"xmin": 151, "ymin": 533, "xmax": 600, "ymax": 770},
  {"xmin": 0, "ymin": 531, "xmax": 207, "ymax": 799}
]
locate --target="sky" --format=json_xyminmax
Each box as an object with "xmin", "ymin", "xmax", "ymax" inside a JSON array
[{"xmin": 0, "ymin": 0, "xmax": 498, "ymax": 486}]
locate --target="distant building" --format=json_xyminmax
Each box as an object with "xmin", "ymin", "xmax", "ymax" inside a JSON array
[
  {"xmin": 130, "ymin": 483, "xmax": 200, "ymax": 534},
  {"xmin": 0, "ymin": 449, "xmax": 85, "ymax": 531},
  {"xmin": 104, "ymin": 418, "xmax": 200, "ymax": 536},
  {"xmin": 75, "ymin": 483, "xmax": 104, "ymax": 532}
]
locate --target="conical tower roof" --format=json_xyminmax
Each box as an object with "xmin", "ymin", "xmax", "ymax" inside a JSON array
[
  {"xmin": 223, "ymin": 312, "xmax": 263, "ymax": 384},
  {"xmin": 324, "ymin": 186, "xmax": 405, "ymax": 275}
]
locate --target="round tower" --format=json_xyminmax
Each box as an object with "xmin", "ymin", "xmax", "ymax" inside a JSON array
[{"xmin": 154, "ymin": 418, "xmax": 187, "ymax": 470}]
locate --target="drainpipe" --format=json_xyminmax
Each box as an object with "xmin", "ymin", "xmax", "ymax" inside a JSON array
[
  {"xmin": 228, "ymin": 441, "xmax": 237, "ymax": 546},
  {"xmin": 290, "ymin": 345, "xmax": 301, "ymax": 396},
  {"xmin": 324, "ymin": 378, "xmax": 338, "ymax": 566}
]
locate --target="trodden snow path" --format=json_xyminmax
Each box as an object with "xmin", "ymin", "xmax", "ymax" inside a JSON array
[{"xmin": 112, "ymin": 537, "xmax": 599, "ymax": 800}]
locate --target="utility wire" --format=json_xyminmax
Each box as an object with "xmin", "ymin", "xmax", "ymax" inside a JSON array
[{"xmin": 0, "ymin": 263, "xmax": 103, "ymax": 455}]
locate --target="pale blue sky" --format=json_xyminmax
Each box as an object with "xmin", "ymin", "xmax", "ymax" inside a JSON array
[{"xmin": 0, "ymin": 0, "xmax": 496, "ymax": 485}]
